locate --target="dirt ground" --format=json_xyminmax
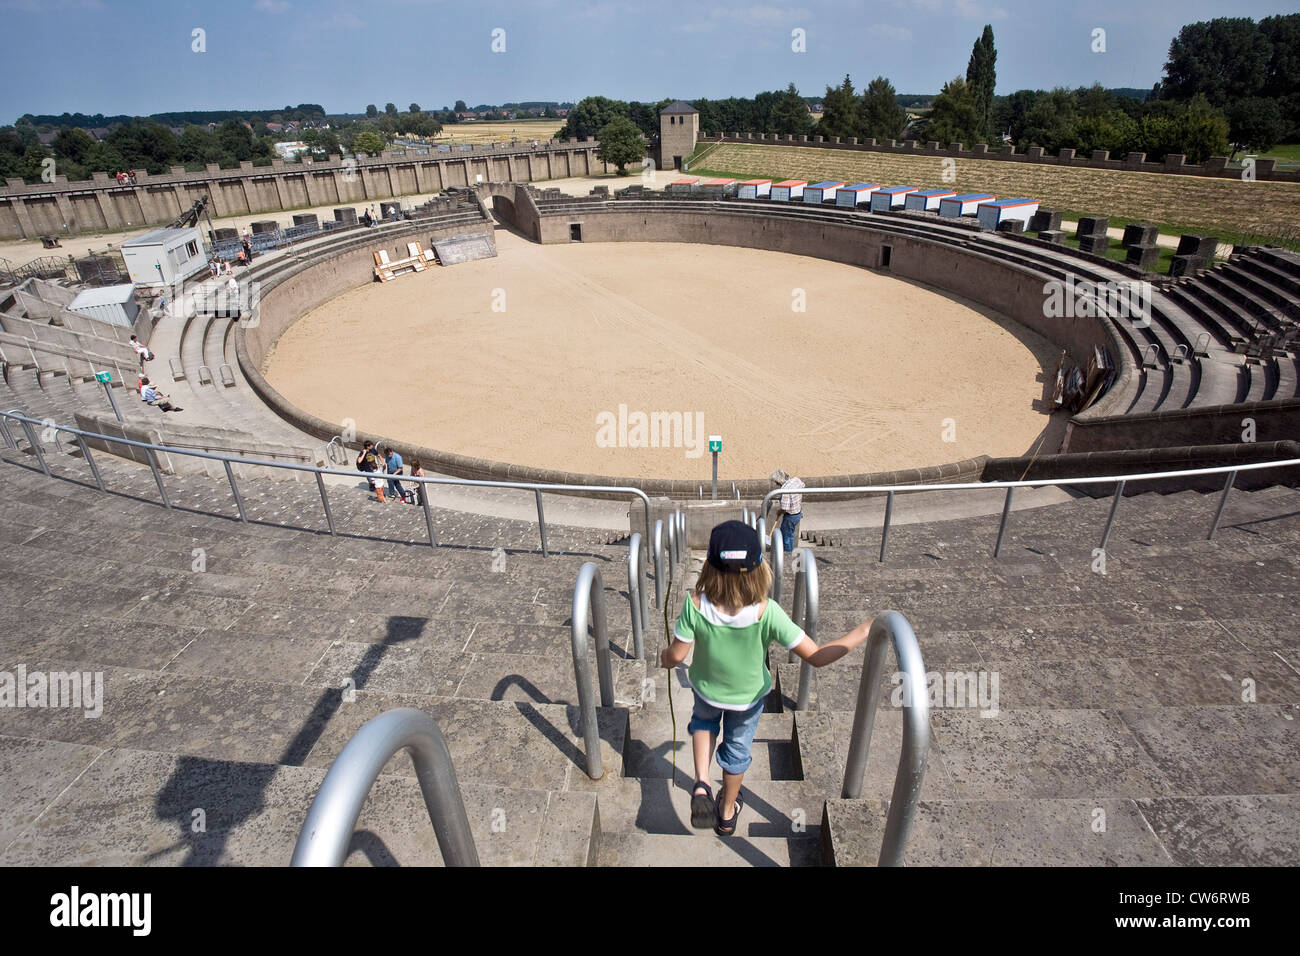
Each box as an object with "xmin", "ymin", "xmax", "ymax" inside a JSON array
[{"xmin": 264, "ymin": 228, "xmax": 1063, "ymax": 481}]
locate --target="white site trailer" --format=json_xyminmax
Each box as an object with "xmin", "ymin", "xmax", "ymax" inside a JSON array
[{"xmin": 121, "ymin": 226, "xmax": 207, "ymax": 288}]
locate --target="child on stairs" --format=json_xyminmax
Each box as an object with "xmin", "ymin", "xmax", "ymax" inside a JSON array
[{"xmin": 659, "ymin": 520, "xmax": 873, "ymax": 836}]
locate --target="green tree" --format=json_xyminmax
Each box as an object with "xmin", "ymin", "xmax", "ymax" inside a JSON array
[
  {"xmin": 860, "ymin": 76, "xmax": 908, "ymax": 141},
  {"xmin": 559, "ymin": 96, "xmax": 629, "ymax": 139},
  {"xmin": 409, "ymin": 102, "xmax": 420, "ymax": 113},
  {"xmin": 1161, "ymin": 18, "xmax": 1270, "ymax": 106},
  {"xmin": 1017, "ymin": 88, "xmax": 1078, "ymax": 151},
  {"xmin": 1227, "ymin": 97, "xmax": 1286, "ymax": 157},
  {"xmin": 365, "ymin": 104, "xmax": 378, "ymax": 118},
  {"xmin": 454, "ymin": 100, "xmax": 467, "ymax": 113},
  {"xmin": 353, "ymin": 130, "xmax": 386, "ymax": 155},
  {"xmin": 216, "ymin": 119, "xmax": 256, "ymax": 162},
  {"xmin": 1176, "ymin": 94, "xmax": 1231, "ymax": 163},
  {"xmin": 52, "ymin": 127, "xmax": 95, "ymax": 164},
  {"xmin": 921, "ymin": 76, "xmax": 983, "ymax": 147},
  {"xmin": 770, "ymin": 82, "xmax": 812, "ymax": 135},
  {"xmin": 595, "ymin": 116, "xmax": 645, "ymax": 174},
  {"xmin": 965, "ymin": 24, "xmax": 997, "ymax": 142},
  {"xmin": 814, "ymin": 75, "xmax": 859, "ymax": 139},
  {"xmin": 384, "ymin": 103, "xmax": 398, "ymax": 116}
]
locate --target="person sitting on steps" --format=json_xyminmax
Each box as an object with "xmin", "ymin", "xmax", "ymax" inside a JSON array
[
  {"xmin": 137, "ymin": 376, "xmax": 182, "ymax": 413},
  {"xmin": 659, "ymin": 520, "xmax": 872, "ymax": 836}
]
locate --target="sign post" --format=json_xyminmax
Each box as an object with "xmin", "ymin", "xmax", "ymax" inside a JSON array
[
  {"xmin": 708, "ymin": 435, "xmax": 721, "ymax": 500},
  {"xmin": 96, "ymin": 370, "xmax": 124, "ymax": 423}
]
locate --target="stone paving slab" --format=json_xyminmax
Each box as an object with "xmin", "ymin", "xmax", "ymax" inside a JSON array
[
  {"xmin": 823, "ymin": 798, "xmax": 1173, "ymax": 866},
  {"xmin": 0, "ymin": 743, "xmax": 597, "ymax": 866}
]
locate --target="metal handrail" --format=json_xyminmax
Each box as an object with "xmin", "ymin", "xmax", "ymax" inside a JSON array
[
  {"xmin": 196, "ymin": 364, "xmax": 213, "ymax": 386},
  {"xmin": 841, "ymin": 611, "xmax": 929, "ymax": 867},
  {"xmin": 667, "ymin": 512, "xmax": 677, "ymax": 573},
  {"xmin": 788, "ymin": 548, "xmax": 818, "ymax": 711},
  {"xmin": 675, "ymin": 508, "xmax": 685, "ymax": 563},
  {"xmin": 571, "ymin": 562, "xmax": 614, "ymax": 779},
  {"xmin": 758, "ymin": 455, "xmax": 1300, "ymax": 554},
  {"xmin": 627, "ymin": 532, "xmax": 646, "ymax": 659},
  {"xmin": 0, "ymin": 409, "xmax": 654, "ymax": 553},
  {"xmin": 219, "ymin": 363, "xmax": 236, "ymax": 386},
  {"xmin": 768, "ymin": 524, "xmax": 784, "ymax": 602},
  {"xmin": 1141, "ymin": 342, "xmax": 1162, "ymax": 368},
  {"xmin": 652, "ymin": 518, "xmax": 666, "ymax": 610},
  {"xmin": 290, "ymin": 708, "xmax": 479, "ymax": 866}
]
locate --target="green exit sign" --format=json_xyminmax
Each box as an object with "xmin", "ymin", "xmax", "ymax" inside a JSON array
[
  {"xmin": 95, "ymin": 371, "xmax": 112, "ymax": 383},
  {"xmin": 709, "ymin": 436, "xmax": 722, "ymax": 453}
]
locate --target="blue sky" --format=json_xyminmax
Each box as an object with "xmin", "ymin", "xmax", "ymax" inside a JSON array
[{"xmin": 3, "ymin": 0, "xmax": 1297, "ymax": 121}]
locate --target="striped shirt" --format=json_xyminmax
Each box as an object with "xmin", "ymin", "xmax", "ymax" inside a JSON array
[{"xmin": 779, "ymin": 477, "xmax": 805, "ymax": 514}]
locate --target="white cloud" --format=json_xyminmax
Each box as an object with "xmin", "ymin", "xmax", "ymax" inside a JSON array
[
  {"xmin": 869, "ymin": 23, "xmax": 912, "ymax": 42},
  {"xmin": 253, "ymin": 0, "xmax": 291, "ymax": 11},
  {"xmin": 673, "ymin": 4, "xmax": 810, "ymax": 34}
]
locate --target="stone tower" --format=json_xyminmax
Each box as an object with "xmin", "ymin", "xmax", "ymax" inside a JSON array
[{"xmin": 658, "ymin": 101, "xmax": 699, "ymax": 172}]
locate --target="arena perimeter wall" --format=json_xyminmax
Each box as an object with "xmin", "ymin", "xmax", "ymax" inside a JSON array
[{"xmin": 240, "ymin": 195, "xmax": 1288, "ymax": 498}]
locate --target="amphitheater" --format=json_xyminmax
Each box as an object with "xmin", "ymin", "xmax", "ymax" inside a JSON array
[{"xmin": 1, "ymin": 163, "xmax": 1299, "ymax": 867}]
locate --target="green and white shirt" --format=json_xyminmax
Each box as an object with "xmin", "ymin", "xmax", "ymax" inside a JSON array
[{"xmin": 674, "ymin": 593, "xmax": 806, "ymax": 709}]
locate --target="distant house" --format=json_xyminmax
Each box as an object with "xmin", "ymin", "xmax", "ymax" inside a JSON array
[
  {"xmin": 556, "ymin": 108, "xmax": 570, "ymax": 117},
  {"xmin": 266, "ymin": 122, "xmax": 283, "ymax": 132},
  {"xmin": 89, "ymin": 127, "xmax": 112, "ymax": 141},
  {"xmin": 273, "ymin": 141, "xmax": 309, "ymax": 159},
  {"xmin": 37, "ymin": 131, "xmax": 58, "ymax": 146}
]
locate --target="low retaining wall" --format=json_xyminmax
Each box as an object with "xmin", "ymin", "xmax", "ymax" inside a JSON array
[{"xmin": 983, "ymin": 440, "xmax": 1300, "ymax": 494}]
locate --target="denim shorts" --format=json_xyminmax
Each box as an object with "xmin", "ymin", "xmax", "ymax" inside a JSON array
[{"xmin": 686, "ymin": 692, "xmax": 765, "ymax": 775}]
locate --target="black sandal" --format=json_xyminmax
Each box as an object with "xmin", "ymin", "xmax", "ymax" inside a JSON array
[
  {"xmin": 715, "ymin": 790, "xmax": 744, "ymax": 836},
  {"xmin": 690, "ymin": 780, "xmax": 715, "ymax": 829}
]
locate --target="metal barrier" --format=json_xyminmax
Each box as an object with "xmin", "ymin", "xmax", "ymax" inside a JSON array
[
  {"xmin": 840, "ymin": 611, "xmax": 929, "ymax": 867},
  {"xmin": 219, "ymin": 364, "xmax": 237, "ymax": 387},
  {"xmin": 571, "ymin": 562, "xmax": 614, "ymax": 779},
  {"xmin": 627, "ymin": 532, "xmax": 647, "ymax": 659},
  {"xmin": 169, "ymin": 357, "xmax": 185, "ymax": 381},
  {"xmin": 652, "ymin": 519, "xmax": 666, "ymax": 610},
  {"xmin": 767, "ymin": 525, "xmax": 784, "ymax": 602},
  {"xmin": 290, "ymin": 708, "xmax": 479, "ymax": 867},
  {"xmin": 788, "ymin": 548, "xmax": 818, "ymax": 711},
  {"xmin": 675, "ymin": 508, "xmax": 685, "ymax": 563},
  {"xmin": 1141, "ymin": 342, "xmax": 1162, "ymax": 369},
  {"xmin": 757, "ymin": 455, "xmax": 1300, "ymax": 557},
  {"xmin": 197, "ymin": 364, "xmax": 214, "ymax": 386},
  {"xmin": 0, "ymin": 409, "xmax": 654, "ymax": 555}
]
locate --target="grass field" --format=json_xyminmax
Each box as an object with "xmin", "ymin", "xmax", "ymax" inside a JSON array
[
  {"xmin": 431, "ymin": 118, "xmax": 565, "ymax": 146},
  {"xmin": 689, "ymin": 142, "xmax": 1300, "ymax": 249}
]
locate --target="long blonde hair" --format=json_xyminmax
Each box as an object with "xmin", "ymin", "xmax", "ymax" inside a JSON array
[{"xmin": 694, "ymin": 560, "xmax": 772, "ymax": 614}]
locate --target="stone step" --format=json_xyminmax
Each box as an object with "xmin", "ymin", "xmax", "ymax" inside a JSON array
[
  {"xmin": 0, "ymin": 735, "xmax": 599, "ymax": 866},
  {"xmin": 822, "ymin": 793, "xmax": 1300, "ymax": 866},
  {"xmin": 0, "ymin": 665, "xmax": 630, "ymax": 794}
]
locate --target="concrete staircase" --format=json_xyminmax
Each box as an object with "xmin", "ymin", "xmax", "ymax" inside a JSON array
[{"xmin": 1, "ymin": 438, "xmax": 1298, "ymax": 866}]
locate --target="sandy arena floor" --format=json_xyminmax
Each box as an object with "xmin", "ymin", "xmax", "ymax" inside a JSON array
[{"xmin": 264, "ymin": 227, "xmax": 1063, "ymax": 481}]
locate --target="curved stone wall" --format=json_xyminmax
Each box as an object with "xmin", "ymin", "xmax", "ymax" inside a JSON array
[{"xmin": 237, "ymin": 203, "xmax": 1116, "ymax": 497}]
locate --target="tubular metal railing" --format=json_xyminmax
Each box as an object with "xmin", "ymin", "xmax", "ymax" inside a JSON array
[
  {"xmin": 570, "ymin": 562, "xmax": 614, "ymax": 779},
  {"xmin": 0, "ymin": 410, "xmax": 654, "ymax": 555},
  {"xmin": 290, "ymin": 707, "xmax": 479, "ymax": 867},
  {"xmin": 627, "ymin": 532, "xmax": 647, "ymax": 659},
  {"xmin": 841, "ymin": 611, "xmax": 929, "ymax": 867},
  {"xmin": 767, "ymin": 524, "xmax": 784, "ymax": 602},
  {"xmin": 788, "ymin": 548, "xmax": 818, "ymax": 711},
  {"xmin": 758, "ymin": 456, "xmax": 1300, "ymax": 556},
  {"xmin": 652, "ymin": 518, "xmax": 666, "ymax": 610}
]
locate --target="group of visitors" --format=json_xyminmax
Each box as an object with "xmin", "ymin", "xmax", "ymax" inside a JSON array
[
  {"xmin": 356, "ymin": 440, "xmax": 426, "ymax": 504},
  {"xmin": 136, "ymin": 375, "xmax": 181, "ymax": 413},
  {"xmin": 114, "ymin": 170, "xmax": 137, "ymax": 185}
]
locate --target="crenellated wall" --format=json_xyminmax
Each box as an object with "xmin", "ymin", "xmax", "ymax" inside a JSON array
[
  {"xmin": 696, "ymin": 132, "xmax": 1299, "ymax": 182},
  {"xmin": 0, "ymin": 141, "xmax": 606, "ymax": 240}
]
